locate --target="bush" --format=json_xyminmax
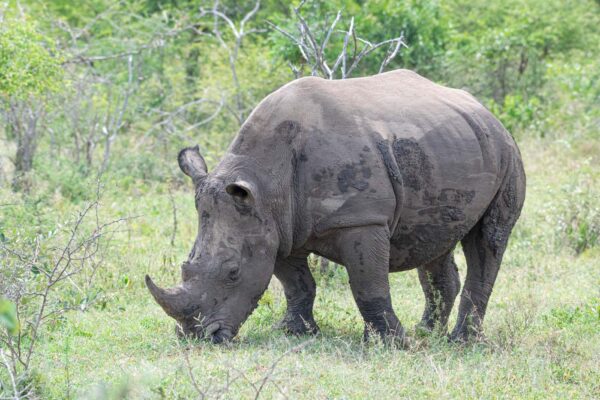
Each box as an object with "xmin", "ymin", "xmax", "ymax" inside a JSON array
[
  {"xmin": 556, "ymin": 184, "xmax": 600, "ymax": 254},
  {"xmin": 0, "ymin": 18, "xmax": 63, "ymax": 98}
]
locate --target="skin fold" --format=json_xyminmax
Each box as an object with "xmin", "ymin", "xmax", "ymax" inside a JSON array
[{"xmin": 146, "ymin": 69, "xmax": 526, "ymax": 344}]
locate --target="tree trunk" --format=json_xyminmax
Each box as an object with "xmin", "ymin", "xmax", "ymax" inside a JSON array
[{"xmin": 4, "ymin": 100, "xmax": 44, "ymax": 192}]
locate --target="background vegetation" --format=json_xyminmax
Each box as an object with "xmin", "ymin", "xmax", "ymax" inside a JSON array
[{"xmin": 1, "ymin": 0, "xmax": 599, "ymax": 398}]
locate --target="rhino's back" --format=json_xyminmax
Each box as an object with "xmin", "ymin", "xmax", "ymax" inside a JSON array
[{"xmin": 228, "ymin": 70, "xmax": 520, "ymax": 267}]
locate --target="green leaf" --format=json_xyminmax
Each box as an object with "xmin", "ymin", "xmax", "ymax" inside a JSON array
[{"xmin": 0, "ymin": 298, "xmax": 19, "ymax": 335}]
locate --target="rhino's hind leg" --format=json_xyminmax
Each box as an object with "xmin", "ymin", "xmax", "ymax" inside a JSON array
[
  {"xmin": 417, "ymin": 251, "xmax": 461, "ymax": 334},
  {"xmin": 451, "ymin": 166, "xmax": 525, "ymax": 342},
  {"xmin": 274, "ymin": 254, "xmax": 319, "ymax": 335},
  {"xmin": 337, "ymin": 226, "xmax": 406, "ymax": 344}
]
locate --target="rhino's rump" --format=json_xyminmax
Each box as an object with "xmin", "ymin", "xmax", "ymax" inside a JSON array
[
  {"xmin": 294, "ymin": 75, "xmax": 508, "ymax": 269},
  {"xmin": 378, "ymin": 102, "xmax": 507, "ymax": 269}
]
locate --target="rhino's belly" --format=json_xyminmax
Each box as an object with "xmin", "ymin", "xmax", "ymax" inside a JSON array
[{"xmin": 388, "ymin": 217, "xmax": 476, "ymax": 271}]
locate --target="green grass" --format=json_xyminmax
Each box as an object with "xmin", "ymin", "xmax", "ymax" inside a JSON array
[
  {"xmin": 1, "ymin": 1, "xmax": 599, "ymax": 397},
  {"xmin": 0, "ymin": 134, "xmax": 598, "ymax": 399},
  {"xmin": 0, "ymin": 137, "xmax": 589, "ymax": 399}
]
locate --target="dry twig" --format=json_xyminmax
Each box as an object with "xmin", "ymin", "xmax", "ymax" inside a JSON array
[
  {"xmin": 180, "ymin": 338, "xmax": 315, "ymax": 399},
  {"xmin": 268, "ymin": 1, "xmax": 407, "ymax": 80}
]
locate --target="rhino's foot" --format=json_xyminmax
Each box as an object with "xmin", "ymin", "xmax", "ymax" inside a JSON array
[
  {"xmin": 414, "ymin": 322, "xmax": 435, "ymax": 337},
  {"xmin": 363, "ymin": 321, "xmax": 410, "ymax": 348},
  {"xmin": 277, "ymin": 313, "xmax": 319, "ymax": 336},
  {"xmin": 448, "ymin": 326, "xmax": 486, "ymax": 344},
  {"xmin": 415, "ymin": 320, "xmax": 449, "ymax": 337}
]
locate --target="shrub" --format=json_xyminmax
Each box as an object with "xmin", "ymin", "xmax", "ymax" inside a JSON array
[
  {"xmin": 556, "ymin": 185, "xmax": 600, "ymax": 254},
  {"xmin": 0, "ymin": 18, "xmax": 63, "ymax": 98}
]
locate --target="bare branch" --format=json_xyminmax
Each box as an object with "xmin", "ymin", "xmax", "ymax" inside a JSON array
[
  {"xmin": 254, "ymin": 338, "xmax": 315, "ymax": 399},
  {"xmin": 0, "ymin": 349, "xmax": 19, "ymax": 399},
  {"xmin": 379, "ymin": 34, "xmax": 406, "ymax": 74},
  {"xmin": 346, "ymin": 34, "xmax": 407, "ymax": 77},
  {"xmin": 240, "ymin": 0, "xmax": 261, "ymax": 32},
  {"xmin": 269, "ymin": 4, "xmax": 407, "ymax": 80},
  {"xmin": 0, "ymin": 182, "xmax": 129, "ymax": 386},
  {"xmin": 197, "ymin": 0, "xmax": 261, "ymax": 124},
  {"xmin": 182, "ymin": 347, "xmax": 207, "ymax": 400},
  {"xmin": 321, "ymin": 11, "xmax": 341, "ymax": 56},
  {"xmin": 101, "ymin": 54, "xmax": 135, "ymax": 172}
]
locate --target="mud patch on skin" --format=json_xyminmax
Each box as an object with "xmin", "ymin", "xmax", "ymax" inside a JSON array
[
  {"xmin": 502, "ymin": 167, "xmax": 518, "ymax": 210},
  {"xmin": 337, "ymin": 163, "xmax": 371, "ymax": 193},
  {"xmin": 312, "ymin": 167, "xmax": 335, "ymax": 182},
  {"xmin": 353, "ymin": 241, "xmax": 365, "ymax": 266},
  {"xmin": 418, "ymin": 206, "xmax": 466, "ymax": 223},
  {"xmin": 392, "ymin": 138, "xmax": 433, "ymax": 191},
  {"xmin": 276, "ymin": 120, "xmax": 302, "ymax": 144},
  {"xmin": 481, "ymin": 202, "xmax": 508, "ymax": 258},
  {"xmin": 423, "ymin": 188, "xmax": 476, "ymax": 206}
]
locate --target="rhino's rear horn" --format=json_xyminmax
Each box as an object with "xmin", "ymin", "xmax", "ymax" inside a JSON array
[{"xmin": 145, "ymin": 275, "xmax": 193, "ymax": 319}]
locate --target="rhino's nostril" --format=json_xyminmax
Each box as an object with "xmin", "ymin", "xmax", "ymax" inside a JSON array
[{"xmin": 204, "ymin": 321, "xmax": 221, "ymax": 337}]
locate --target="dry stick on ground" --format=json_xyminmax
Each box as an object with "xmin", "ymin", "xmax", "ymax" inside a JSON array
[
  {"xmin": 181, "ymin": 338, "xmax": 315, "ymax": 399},
  {"xmin": 198, "ymin": 0, "xmax": 264, "ymax": 125},
  {"xmin": 181, "ymin": 347, "xmax": 208, "ymax": 400},
  {"xmin": 267, "ymin": 0, "xmax": 407, "ymax": 80},
  {"xmin": 253, "ymin": 338, "xmax": 316, "ymax": 399}
]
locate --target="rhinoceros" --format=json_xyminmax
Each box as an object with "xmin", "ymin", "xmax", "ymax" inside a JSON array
[{"xmin": 146, "ymin": 69, "xmax": 526, "ymax": 344}]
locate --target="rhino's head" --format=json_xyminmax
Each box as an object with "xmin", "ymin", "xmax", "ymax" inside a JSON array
[{"xmin": 146, "ymin": 146, "xmax": 279, "ymax": 343}]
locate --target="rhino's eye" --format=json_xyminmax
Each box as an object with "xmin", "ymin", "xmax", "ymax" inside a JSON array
[{"xmin": 227, "ymin": 266, "xmax": 241, "ymax": 282}]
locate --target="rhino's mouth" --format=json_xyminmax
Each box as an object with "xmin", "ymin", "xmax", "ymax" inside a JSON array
[
  {"xmin": 196, "ymin": 321, "xmax": 234, "ymax": 344},
  {"xmin": 210, "ymin": 326, "xmax": 233, "ymax": 344}
]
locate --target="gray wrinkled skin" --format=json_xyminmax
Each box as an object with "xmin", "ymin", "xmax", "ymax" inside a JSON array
[{"xmin": 146, "ymin": 69, "xmax": 526, "ymax": 344}]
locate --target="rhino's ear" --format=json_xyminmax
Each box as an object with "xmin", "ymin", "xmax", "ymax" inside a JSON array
[
  {"xmin": 178, "ymin": 145, "xmax": 207, "ymax": 181},
  {"xmin": 225, "ymin": 180, "xmax": 255, "ymax": 203}
]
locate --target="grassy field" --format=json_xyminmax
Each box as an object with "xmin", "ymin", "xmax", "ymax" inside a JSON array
[
  {"xmin": 7, "ymin": 136, "xmax": 593, "ymax": 399},
  {"xmin": 1, "ymin": 2, "xmax": 599, "ymax": 397}
]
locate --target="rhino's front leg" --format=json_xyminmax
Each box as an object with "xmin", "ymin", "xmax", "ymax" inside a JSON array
[
  {"xmin": 338, "ymin": 226, "xmax": 405, "ymax": 343},
  {"xmin": 274, "ymin": 254, "xmax": 319, "ymax": 335}
]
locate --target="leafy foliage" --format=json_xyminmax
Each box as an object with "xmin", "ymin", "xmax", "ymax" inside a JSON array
[
  {"xmin": 0, "ymin": 298, "xmax": 18, "ymax": 335},
  {"xmin": 0, "ymin": 19, "xmax": 63, "ymax": 98}
]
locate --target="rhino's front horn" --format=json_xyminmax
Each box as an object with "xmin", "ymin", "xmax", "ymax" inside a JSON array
[{"xmin": 145, "ymin": 275, "xmax": 193, "ymax": 319}]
